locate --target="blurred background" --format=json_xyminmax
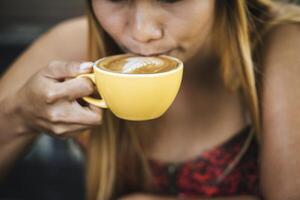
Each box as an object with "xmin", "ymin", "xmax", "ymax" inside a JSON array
[
  {"xmin": 0, "ymin": 1, "xmax": 85, "ymax": 200},
  {"xmin": 0, "ymin": 0, "xmax": 300, "ymax": 199},
  {"xmin": 0, "ymin": 0, "xmax": 84, "ymax": 74}
]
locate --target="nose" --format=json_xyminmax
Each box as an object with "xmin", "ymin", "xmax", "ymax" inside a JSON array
[{"xmin": 130, "ymin": 3, "xmax": 163, "ymax": 43}]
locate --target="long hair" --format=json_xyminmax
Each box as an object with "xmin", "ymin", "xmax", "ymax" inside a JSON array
[{"xmin": 84, "ymin": 1, "xmax": 300, "ymax": 199}]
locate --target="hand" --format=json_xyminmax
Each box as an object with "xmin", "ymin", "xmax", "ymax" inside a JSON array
[
  {"xmin": 14, "ymin": 60, "xmax": 102, "ymax": 138},
  {"xmin": 118, "ymin": 193, "xmax": 176, "ymax": 200}
]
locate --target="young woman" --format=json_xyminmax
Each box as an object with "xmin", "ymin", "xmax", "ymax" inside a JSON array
[{"xmin": 0, "ymin": 0, "xmax": 300, "ymax": 200}]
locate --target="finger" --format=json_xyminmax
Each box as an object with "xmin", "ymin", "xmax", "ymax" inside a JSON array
[
  {"xmin": 44, "ymin": 101, "xmax": 103, "ymax": 126},
  {"xmin": 88, "ymin": 104, "xmax": 103, "ymax": 116},
  {"xmin": 49, "ymin": 124, "xmax": 92, "ymax": 137},
  {"xmin": 36, "ymin": 118, "xmax": 94, "ymax": 137},
  {"xmin": 51, "ymin": 77, "xmax": 96, "ymax": 101},
  {"xmin": 43, "ymin": 61, "xmax": 93, "ymax": 80},
  {"xmin": 68, "ymin": 101, "xmax": 104, "ymax": 125},
  {"xmin": 30, "ymin": 118, "xmax": 54, "ymax": 134},
  {"xmin": 62, "ymin": 129, "xmax": 90, "ymax": 139}
]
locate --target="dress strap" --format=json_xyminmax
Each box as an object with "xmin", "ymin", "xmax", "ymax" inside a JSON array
[{"xmin": 216, "ymin": 126, "xmax": 255, "ymax": 183}]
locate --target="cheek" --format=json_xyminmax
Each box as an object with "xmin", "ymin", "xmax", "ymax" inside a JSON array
[
  {"xmin": 92, "ymin": 1, "xmax": 126, "ymax": 41},
  {"xmin": 168, "ymin": 1, "xmax": 214, "ymax": 46}
]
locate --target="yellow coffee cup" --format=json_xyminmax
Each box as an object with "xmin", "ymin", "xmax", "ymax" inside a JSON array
[{"xmin": 78, "ymin": 54, "xmax": 183, "ymax": 121}]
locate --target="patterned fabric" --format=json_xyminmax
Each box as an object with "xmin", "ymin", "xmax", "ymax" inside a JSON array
[{"xmin": 148, "ymin": 126, "xmax": 259, "ymax": 198}]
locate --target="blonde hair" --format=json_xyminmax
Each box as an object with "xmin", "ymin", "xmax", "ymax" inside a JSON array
[{"xmin": 84, "ymin": 0, "xmax": 300, "ymax": 199}]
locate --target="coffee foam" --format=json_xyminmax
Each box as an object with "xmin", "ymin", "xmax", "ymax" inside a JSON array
[
  {"xmin": 122, "ymin": 57, "xmax": 166, "ymax": 73},
  {"xmin": 98, "ymin": 55, "xmax": 178, "ymax": 74}
]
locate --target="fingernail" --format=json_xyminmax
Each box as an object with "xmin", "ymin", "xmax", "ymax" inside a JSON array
[{"xmin": 80, "ymin": 62, "xmax": 93, "ymax": 71}]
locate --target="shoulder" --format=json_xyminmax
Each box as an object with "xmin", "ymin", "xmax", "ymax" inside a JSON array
[
  {"xmin": 259, "ymin": 23, "xmax": 300, "ymax": 199},
  {"xmin": 261, "ymin": 23, "xmax": 300, "ymax": 103},
  {"xmin": 257, "ymin": 3, "xmax": 300, "ymax": 73},
  {"xmin": 260, "ymin": 22, "xmax": 300, "ymax": 133},
  {"xmin": 260, "ymin": 22, "xmax": 300, "ymax": 136},
  {"xmin": 33, "ymin": 16, "xmax": 89, "ymax": 61},
  {"xmin": 48, "ymin": 16, "xmax": 88, "ymax": 40},
  {"xmin": 261, "ymin": 23, "xmax": 300, "ymax": 81}
]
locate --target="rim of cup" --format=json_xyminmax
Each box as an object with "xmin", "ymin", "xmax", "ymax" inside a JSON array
[{"xmin": 92, "ymin": 54, "xmax": 183, "ymax": 77}]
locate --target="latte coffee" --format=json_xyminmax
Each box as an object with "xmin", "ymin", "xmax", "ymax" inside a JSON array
[
  {"xmin": 97, "ymin": 54, "xmax": 179, "ymax": 74},
  {"xmin": 79, "ymin": 53, "xmax": 184, "ymax": 120}
]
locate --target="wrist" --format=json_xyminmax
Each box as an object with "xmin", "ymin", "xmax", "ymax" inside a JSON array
[{"xmin": 0, "ymin": 93, "xmax": 30, "ymax": 137}]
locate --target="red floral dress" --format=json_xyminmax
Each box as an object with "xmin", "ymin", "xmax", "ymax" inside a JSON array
[{"xmin": 148, "ymin": 126, "xmax": 259, "ymax": 198}]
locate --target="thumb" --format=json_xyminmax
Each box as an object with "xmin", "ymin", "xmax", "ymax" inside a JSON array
[{"xmin": 43, "ymin": 61, "xmax": 94, "ymax": 80}]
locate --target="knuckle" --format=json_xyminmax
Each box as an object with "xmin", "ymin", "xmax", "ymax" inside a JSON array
[
  {"xmin": 87, "ymin": 107, "xmax": 103, "ymax": 125},
  {"xmin": 66, "ymin": 62, "xmax": 80, "ymax": 75},
  {"xmin": 45, "ymin": 84, "xmax": 63, "ymax": 103},
  {"xmin": 82, "ymin": 80, "xmax": 94, "ymax": 94},
  {"xmin": 86, "ymin": 116, "xmax": 102, "ymax": 126},
  {"xmin": 47, "ymin": 109, "xmax": 64, "ymax": 123},
  {"xmin": 93, "ymin": 113, "xmax": 103, "ymax": 125},
  {"xmin": 42, "ymin": 61, "xmax": 67, "ymax": 79},
  {"xmin": 44, "ymin": 91, "xmax": 57, "ymax": 104},
  {"xmin": 48, "ymin": 60, "xmax": 64, "ymax": 69}
]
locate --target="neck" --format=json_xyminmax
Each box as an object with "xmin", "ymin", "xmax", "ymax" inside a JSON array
[
  {"xmin": 152, "ymin": 49, "xmax": 246, "ymax": 129},
  {"xmin": 182, "ymin": 43, "xmax": 222, "ymax": 89},
  {"xmin": 134, "ymin": 50, "xmax": 247, "ymax": 154},
  {"xmin": 144, "ymin": 53, "xmax": 219, "ymax": 125}
]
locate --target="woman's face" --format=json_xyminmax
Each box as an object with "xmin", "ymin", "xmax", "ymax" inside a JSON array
[{"xmin": 92, "ymin": 0, "xmax": 215, "ymax": 62}]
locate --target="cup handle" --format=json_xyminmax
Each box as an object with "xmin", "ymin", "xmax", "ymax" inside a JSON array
[{"xmin": 77, "ymin": 73, "xmax": 108, "ymax": 109}]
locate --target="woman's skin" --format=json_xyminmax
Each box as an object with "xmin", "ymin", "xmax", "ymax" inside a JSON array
[
  {"xmin": 0, "ymin": 0, "xmax": 299, "ymax": 199},
  {"xmin": 118, "ymin": 193, "xmax": 257, "ymax": 200},
  {"xmin": 93, "ymin": 0, "xmax": 249, "ymax": 164},
  {"xmin": 0, "ymin": 19, "xmax": 103, "ymax": 175}
]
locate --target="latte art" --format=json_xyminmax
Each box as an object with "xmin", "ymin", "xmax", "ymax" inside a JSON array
[
  {"xmin": 98, "ymin": 55, "xmax": 178, "ymax": 74},
  {"xmin": 122, "ymin": 57, "xmax": 165, "ymax": 73}
]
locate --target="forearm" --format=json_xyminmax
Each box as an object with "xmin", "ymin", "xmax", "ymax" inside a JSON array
[
  {"xmin": 0, "ymin": 94, "xmax": 37, "ymax": 180},
  {"xmin": 121, "ymin": 194, "xmax": 260, "ymax": 200},
  {"xmin": 160, "ymin": 196, "xmax": 259, "ymax": 200},
  {"xmin": 157, "ymin": 196, "xmax": 258, "ymax": 200},
  {"xmin": 184, "ymin": 196, "xmax": 259, "ymax": 200}
]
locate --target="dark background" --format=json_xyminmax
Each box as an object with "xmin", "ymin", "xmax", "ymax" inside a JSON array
[
  {"xmin": 0, "ymin": 1, "xmax": 85, "ymax": 199},
  {"xmin": 0, "ymin": 0, "xmax": 84, "ymax": 74}
]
